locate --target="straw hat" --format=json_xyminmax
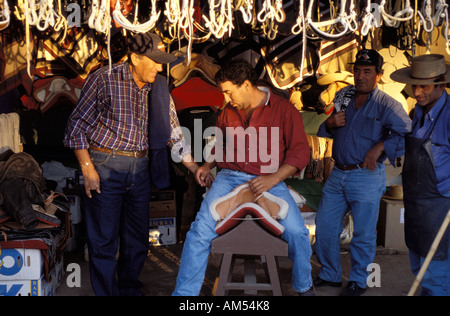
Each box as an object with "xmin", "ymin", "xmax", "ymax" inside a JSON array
[
  {"xmin": 382, "ymin": 185, "xmax": 404, "ymax": 200},
  {"xmin": 390, "ymin": 54, "xmax": 450, "ymax": 85}
]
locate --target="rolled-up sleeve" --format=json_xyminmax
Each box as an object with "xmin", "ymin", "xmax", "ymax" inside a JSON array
[
  {"xmin": 283, "ymin": 106, "xmax": 310, "ymax": 171},
  {"xmin": 382, "ymin": 101, "xmax": 412, "ymax": 165},
  {"xmin": 64, "ymin": 75, "xmax": 102, "ymax": 150},
  {"xmin": 167, "ymin": 95, "xmax": 191, "ymax": 162}
]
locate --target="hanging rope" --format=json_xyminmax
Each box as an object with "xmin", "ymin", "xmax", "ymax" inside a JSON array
[
  {"xmin": 361, "ymin": 0, "xmax": 381, "ymax": 36},
  {"xmin": 203, "ymin": 0, "xmax": 234, "ymax": 39},
  {"xmin": 306, "ymin": 0, "xmax": 351, "ymax": 40},
  {"xmin": 417, "ymin": 0, "xmax": 434, "ymax": 32},
  {"xmin": 238, "ymin": 0, "xmax": 253, "ymax": 24},
  {"xmin": 0, "ymin": 0, "xmax": 11, "ymax": 31},
  {"xmin": 379, "ymin": 0, "xmax": 414, "ymax": 28},
  {"xmin": 113, "ymin": 0, "xmax": 160, "ymax": 33}
]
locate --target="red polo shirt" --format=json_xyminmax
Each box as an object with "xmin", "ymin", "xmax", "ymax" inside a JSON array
[{"xmin": 213, "ymin": 88, "xmax": 310, "ymax": 175}]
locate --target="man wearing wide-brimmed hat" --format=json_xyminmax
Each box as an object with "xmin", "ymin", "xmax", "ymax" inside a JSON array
[{"xmin": 391, "ymin": 54, "xmax": 450, "ymax": 296}]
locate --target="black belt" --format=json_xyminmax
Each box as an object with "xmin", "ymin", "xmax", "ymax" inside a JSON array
[
  {"xmin": 90, "ymin": 146, "xmax": 148, "ymax": 158},
  {"xmin": 335, "ymin": 163, "xmax": 360, "ymax": 171}
]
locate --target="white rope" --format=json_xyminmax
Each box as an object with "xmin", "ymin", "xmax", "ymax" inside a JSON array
[
  {"xmin": 238, "ymin": 0, "xmax": 253, "ymax": 24},
  {"xmin": 95, "ymin": 0, "xmax": 111, "ymax": 33},
  {"xmin": 291, "ymin": 0, "xmax": 305, "ymax": 35},
  {"xmin": 361, "ymin": 0, "xmax": 381, "ymax": 36},
  {"xmin": 433, "ymin": 0, "xmax": 448, "ymax": 27},
  {"xmin": 437, "ymin": 0, "xmax": 450, "ymax": 54},
  {"xmin": 88, "ymin": 0, "xmax": 99, "ymax": 29},
  {"xmin": 345, "ymin": 0, "xmax": 358, "ymax": 32},
  {"xmin": 306, "ymin": 0, "xmax": 350, "ymax": 40},
  {"xmin": 416, "ymin": 0, "xmax": 434, "ymax": 32},
  {"xmin": 0, "ymin": 0, "xmax": 11, "ymax": 31},
  {"xmin": 290, "ymin": 0, "xmax": 307, "ymax": 87},
  {"xmin": 113, "ymin": 0, "xmax": 160, "ymax": 33},
  {"xmin": 24, "ymin": 0, "xmax": 38, "ymax": 26},
  {"xmin": 257, "ymin": 0, "xmax": 285, "ymax": 24},
  {"xmin": 202, "ymin": 0, "xmax": 234, "ymax": 39},
  {"xmin": 179, "ymin": 0, "xmax": 195, "ymax": 64},
  {"xmin": 379, "ymin": 0, "xmax": 414, "ymax": 28},
  {"xmin": 36, "ymin": 0, "xmax": 54, "ymax": 31},
  {"xmin": 257, "ymin": 0, "xmax": 285, "ymax": 40}
]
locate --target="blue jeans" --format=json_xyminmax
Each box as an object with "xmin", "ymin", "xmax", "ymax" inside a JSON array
[
  {"xmin": 315, "ymin": 164, "xmax": 385, "ymax": 288},
  {"xmin": 84, "ymin": 150, "xmax": 151, "ymax": 296},
  {"xmin": 173, "ymin": 169, "xmax": 313, "ymax": 295},
  {"xmin": 409, "ymin": 247, "xmax": 450, "ymax": 296}
]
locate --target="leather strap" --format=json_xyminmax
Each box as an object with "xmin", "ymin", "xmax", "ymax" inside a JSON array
[{"xmin": 89, "ymin": 146, "xmax": 148, "ymax": 158}]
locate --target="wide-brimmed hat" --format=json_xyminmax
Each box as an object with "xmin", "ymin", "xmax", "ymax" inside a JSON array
[
  {"xmin": 390, "ymin": 54, "xmax": 450, "ymax": 85},
  {"xmin": 127, "ymin": 32, "xmax": 177, "ymax": 64}
]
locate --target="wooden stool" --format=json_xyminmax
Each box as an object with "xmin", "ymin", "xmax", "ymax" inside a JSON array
[{"xmin": 211, "ymin": 215, "xmax": 288, "ymax": 296}]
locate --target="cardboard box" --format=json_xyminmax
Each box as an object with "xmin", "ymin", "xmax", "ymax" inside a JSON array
[
  {"xmin": 0, "ymin": 248, "xmax": 44, "ymax": 281},
  {"xmin": 149, "ymin": 217, "xmax": 176, "ymax": 246},
  {"xmin": 0, "ymin": 262, "xmax": 62, "ymax": 296},
  {"xmin": 0, "ymin": 274, "xmax": 50, "ymax": 296},
  {"xmin": 150, "ymin": 190, "xmax": 176, "ymax": 218},
  {"xmin": 377, "ymin": 199, "xmax": 408, "ymax": 251}
]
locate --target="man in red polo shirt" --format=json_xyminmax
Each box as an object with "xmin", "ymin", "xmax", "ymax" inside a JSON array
[{"xmin": 173, "ymin": 59, "xmax": 314, "ymax": 296}]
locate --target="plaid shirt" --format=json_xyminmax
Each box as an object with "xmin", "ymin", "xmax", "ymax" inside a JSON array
[{"xmin": 64, "ymin": 62, "xmax": 189, "ymax": 161}]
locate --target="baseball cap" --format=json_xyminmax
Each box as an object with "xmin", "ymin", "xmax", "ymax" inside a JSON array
[
  {"xmin": 127, "ymin": 32, "xmax": 177, "ymax": 64},
  {"xmin": 350, "ymin": 49, "xmax": 384, "ymax": 69}
]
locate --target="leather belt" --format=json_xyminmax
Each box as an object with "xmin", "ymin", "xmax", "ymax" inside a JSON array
[
  {"xmin": 335, "ymin": 163, "xmax": 360, "ymax": 171},
  {"xmin": 89, "ymin": 146, "xmax": 148, "ymax": 158}
]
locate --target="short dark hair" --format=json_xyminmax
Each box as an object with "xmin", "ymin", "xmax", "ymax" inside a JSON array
[{"xmin": 214, "ymin": 59, "xmax": 259, "ymax": 86}]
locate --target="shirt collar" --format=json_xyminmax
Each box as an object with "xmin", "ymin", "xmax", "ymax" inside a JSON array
[
  {"xmin": 257, "ymin": 86, "xmax": 271, "ymax": 106},
  {"xmin": 122, "ymin": 61, "xmax": 152, "ymax": 91},
  {"xmin": 415, "ymin": 90, "xmax": 447, "ymax": 121}
]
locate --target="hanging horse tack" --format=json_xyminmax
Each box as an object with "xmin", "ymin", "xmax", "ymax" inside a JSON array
[
  {"xmin": 202, "ymin": 0, "xmax": 234, "ymax": 39},
  {"xmin": 0, "ymin": 0, "xmax": 11, "ymax": 31},
  {"xmin": 361, "ymin": 0, "xmax": 382, "ymax": 36},
  {"xmin": 113, "ymin": 0, "xmax": 160, "ymax": 33},
  {"xmin": 237, "ymin": 0, "xmax": 253, "ymax": 24},
  {"xmin": 379, "ymin": 0, "xmax": 414, "ymax": 28},
  {"xmin": 306, "ymin": 0, "xmax": 353, "ymax": 41}
]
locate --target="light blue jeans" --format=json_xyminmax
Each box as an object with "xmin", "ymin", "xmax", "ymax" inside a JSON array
[
  {"xmin": 315, "ymin": 163, "xmax": 386, "ymax": 288},
  {"xmin": 409, "ymin": 247, "xmax": 450, "ymax": 296},
  {"xmin": 173, "ymin": 169, "xmax": 313, "ymax": 295}
]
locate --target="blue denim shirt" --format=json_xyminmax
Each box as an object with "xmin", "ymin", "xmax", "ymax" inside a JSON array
[
  {"xmin": 411, "ymin": 91, "xmax": 450, "ymax": 197},
  {"xmin": 318, "ymin": 86, "xmax": 412, "ymax": 166}
]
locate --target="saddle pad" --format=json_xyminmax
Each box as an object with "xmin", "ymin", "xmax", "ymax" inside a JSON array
[{"xmin": 215, "ymin": 203, "xmax": 285, "ymax": 236}]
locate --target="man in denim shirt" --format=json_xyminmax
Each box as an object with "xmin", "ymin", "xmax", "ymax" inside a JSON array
[
  {"xmin": 314, "ymin": 50, "xmax": 411, "ymax": 295},
  {"xmin": 391, "ymin": 54, "xmax": 450, "ymax": 296}
]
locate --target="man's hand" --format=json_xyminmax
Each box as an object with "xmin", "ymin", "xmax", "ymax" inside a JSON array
[
  {"xmin": 248, "ymin": 164, "xmax": 298, "ymax": 196},
  {"xmin": 325, "ymin": 111, "xmax": 346, "ymax": 132},
  {"xmin": 82, "ymin": 164, "xmax": 101, "ymax": 198},
  {"xmin": 361, "ymin": 142, "xmax": 384, "ymax": 170},
  {"xmin": 248, "ymin": 174, "xmax": 279, "ymax": 197},
  {"xmin": 195, "ymin": 165, "xmax": 214, "ymax": 188}
]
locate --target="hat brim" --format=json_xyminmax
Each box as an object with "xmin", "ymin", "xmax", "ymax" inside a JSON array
[
  {"xmin": 390, "ymin": 64, "xmax": 450, "ymax": 85},
  {"xmin": 145, "ymin": 50, "xmax": 178, "ymax": 64}
]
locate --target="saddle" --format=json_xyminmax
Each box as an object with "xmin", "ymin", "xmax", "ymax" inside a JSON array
[{"xmin": 210, "ymin": 183, "xmax": 305, "ymax": 236}]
